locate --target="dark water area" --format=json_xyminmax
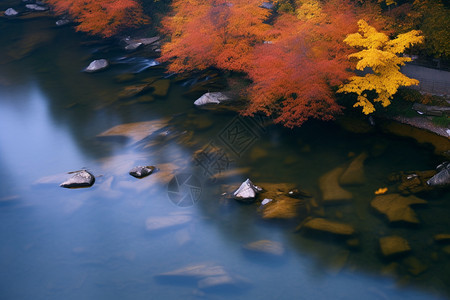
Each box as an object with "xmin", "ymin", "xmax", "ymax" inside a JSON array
[{"xmin": 1, "ymin": 5, "xmax": 450, "ymax": 300}]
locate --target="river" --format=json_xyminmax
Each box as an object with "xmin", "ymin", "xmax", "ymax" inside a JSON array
[{"xmin": 1, "ymin": 4, "xmax": 450, "ymax": 300}]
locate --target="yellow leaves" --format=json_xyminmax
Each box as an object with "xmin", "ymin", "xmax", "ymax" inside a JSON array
[
  {"xmin": 338, "ymin": 19, "xmax": 423, "ymax": 115},
  {"xmin": 378, "ymin": 0, "xmax": 396, "ymax": 6},
  {"xmin": 386, "ymin": 30, "xmax": 424, "ymax": 54},
  {"xmin": 295, "ymin": 0, "xmax": 325, "ymax": 21},
  {"xmin": 374, "ymin": 187, "xmax": 388, "ymax": 195},
  {"xmin": 354, "ymin": 95, "xmax": 375, "ymax": 114}
]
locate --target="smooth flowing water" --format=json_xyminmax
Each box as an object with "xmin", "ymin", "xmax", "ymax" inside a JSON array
[{"xmin": 1, "ymin": 6, "xmax": 450, "ymax": 300}]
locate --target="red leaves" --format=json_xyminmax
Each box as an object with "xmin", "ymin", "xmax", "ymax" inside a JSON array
[
  {"xmin": 47, "ymin": 0, "xmax": 148, "ymax": 37},
  {"xmin": 161, "ymin": 0, "xmax": 388, "ymax": 127},
  {"xmin": 159, "ymin": 0, "xmax": 271, "ymax": 73}
]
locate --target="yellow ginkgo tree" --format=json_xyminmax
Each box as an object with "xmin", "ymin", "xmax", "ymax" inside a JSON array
[{"xmin": 338, "ymin": 20, "xmax": 424, "ymax": 114}]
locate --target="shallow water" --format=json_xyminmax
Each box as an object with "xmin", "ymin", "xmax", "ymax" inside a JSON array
[{"xmin": 1, "ymin": 7, "xmax": 450, "ymax": 300}]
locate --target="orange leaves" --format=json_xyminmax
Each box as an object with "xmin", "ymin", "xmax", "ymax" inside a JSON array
[
  {"xmin": 47, "ymin": 0, "xmax": 149, "ymax": 37},
  {"xmin": 160, "ymin": 0, "xmax": 389, "ymax": 127},
  {"xmin": 160, "ymin": 0, "xmax": 271, "ymax": 73}
]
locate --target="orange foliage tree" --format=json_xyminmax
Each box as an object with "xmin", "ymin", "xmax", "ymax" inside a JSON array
[
  {"xmin": 244, "ymin": 1, "xmax": 364, "ymax": 127},
  {"xmin": 46, "ymin": 0, "xmax": 149, "ymax": 37},
  {"xmin": 159, "ymin": 0, "xmax": 271, "ymax": 73},
  {"xmin": 161, "ymin": 0, "xmax": 386, "ymax": 127}
]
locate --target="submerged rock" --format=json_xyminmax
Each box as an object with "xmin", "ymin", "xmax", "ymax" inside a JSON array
[
  {"xmin": 371, "ymin": 193, "xmax": 427, "ymax": 224},
  {"xmin": 194, "ymin": 92, "xmax": 230, "ymax": 106},
  {"xmin": 118, "ymin": 84, "xmax": 149, "ymax": 99},
  {"xmin": 319, "ymin": 167, "xmax": 353, "ymax": 204},
  {"xmin": 145, "ymin": 215, "xmax": 191, "ymax": 231},
  {"xmin": 4, "ymin": 8, "xmax": 19, "ymax": 16},
  {"xmin": 260, "ymin": 196, "xmax": 302, "ymax": 219},
  {"xmin": 427, "ymin": 162, "xmax": 450, "ymax": 187},
  {"xmin": 389, "ymin": 170, "xmax": 436, "ymax": 194},
  {"xmin": 403, "ymin": 256, "xmax": 428, "ymax": 276},
  {"xmin": 339, "ymin": 152, "xmax": 368, "ymax": 186},
  {"xmin": 242, "ymin": 240, "xmax": 285, "ymax": 256},
  {"xmin": 301, "ymin": 218, "xmax": 355, "ymax": 236},
  {"xmin": 233, "ymin": 179, "xmax": 262, "ymax": 202},
  {"xmin": 60, "ymin": 170, "xmax": 95, "ymax": 188},
  {"xmin": 379, "ymin": 235, "xmax": 411, "ymax": 257},
  {"xmin": 149, "ymin": 79, "xmax": 170, "ymax": 97},
  {"xmin": 97, "ymin": 119, "xmax": 169, "ymax": 143},
  {"xmin": 129, "ymin": 166, "xmax": 155, "ymax": 178},
  {"xmin": 83, "ymin": 59, "xmax": 109, "ymax": 73},
  {"xmin": 155, "ymin": 262, "xmax": 248, "ymax": 291}
]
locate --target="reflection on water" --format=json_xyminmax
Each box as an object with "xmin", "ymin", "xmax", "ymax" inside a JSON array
[{"xmin": 0, "ymin": 11, "xmax": 449, "ymax": 300}]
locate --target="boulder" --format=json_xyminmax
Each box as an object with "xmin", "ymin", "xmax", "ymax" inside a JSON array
[
  {"xmin": 83, "ymin": 59, "xmax": 109, "ymax": 73},
  {"xmin": 60, "ymin": 170, "xmax": 95, "ymax": 188},
  {"xmin": 233, "ymin": 179, "xmax": 262, "ymax": 203},
  {"xmin": 194, "ymin": 92, "xmax": 230, "ymax": 106},
  {"xmin": 301, "ymin": 218, "xmax": 355, "ymax": 236},
  {"xmin": 371, "ymin": 193, "xmax": 427, "ymax": 224},
  {"xmin": 129, "ymin": 166, "xmax": 155, "ymax": 178},
  {"xmin": 379, "ymin": 235, "xmax": 411, "ymax": 257},
  {"xmin": 145, "ymin": 215, "xmax": 191, "ymax": 231},
  {"xmin": 4, "ymin": 8, "xmax": 19, "ymax": 16},
  {"xmin": 242, "ymin": 240, "xmax": 284, "ymax": 256},
  {"xmin": 427, "ymin": 162, "xmax": 450, "ymax": 187},
  {"xmin": 319, "ymin": 167, "xmax": 353, "ymax": 204},
  {"xmin": 339, "ymin": 152, "xmax": 368, "ymax": 186}
]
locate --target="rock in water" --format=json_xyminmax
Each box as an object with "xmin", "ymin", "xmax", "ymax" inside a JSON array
[
  {"xmin": 339, "ymin": 152, "xmax": 368, "ymax": 186},
  {"xmin": 129, "ymin": 166, "xmax": 155, "ymax": 178},
  {"xmin": 301, "ymin": 218, "xmax": 356, "ymax": 236},
  {"xmin": 4, "ymin": 8, "xmax": 19, "ymax": 16},
  {"xmin": 194, "ymin": 92, "xmax": 230, "ymax": 106},
  {"xmin": 379, "ymin": 235, "xmax": 411, "ymax": 257},
  {"xmin": 233, "ymin": 179, "xmax": 262, "ymax": 202},
  {"xmin": 243, "ymin": 240, "xmax": 285, "ymax": 256},
  {"xmin": 371, "ymin": 193, "xmax": 427, "ymax": 224},
  {"xmin": 427, "ymin": 162, "xmax": 450, "ymax": 187},
  {"xmin": 155, "ymin": 262, "xmax": 249, "ymax": 291},
  {"xmin": 60, "ymin": 170, "xmax": 95, "ymax": 188},
  {"xmin": 319, "ymin": 167, "xmax": 353, "ymax": 204},
  {"xmin": 83, "ymin": 59, "xmax": 109, "ymax": 73}
]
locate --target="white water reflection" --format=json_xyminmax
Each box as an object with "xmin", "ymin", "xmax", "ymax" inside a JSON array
[{"xmin": 0, "ymin": 83, "xmax": 86, "ymax": 188}]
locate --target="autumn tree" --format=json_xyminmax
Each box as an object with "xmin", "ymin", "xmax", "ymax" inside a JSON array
[
  {"xmin": 159, "ymin": 0, "xmax": 271, "ymax": 73},
  {"xmin": 46, "ymin": 0, "xmax": 149, "ymax": 37},
  {"xmin": 338, "ymin": 19, "xmax": 424, "ymax": 114},
  {"xmin": 412, "ymin": 0, "xmax": 450, "ymax": 59},
  {"xmin": 243, "ymin": 1, "xmax": 361, "ymax": 127}
]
